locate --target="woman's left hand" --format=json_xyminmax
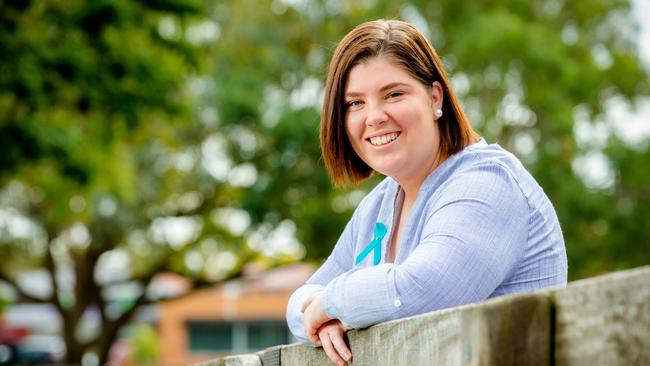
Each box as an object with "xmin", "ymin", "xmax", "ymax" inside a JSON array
[
  {"xmin": 317, "ymin": 320, "xmax": 352, "ymax": 366},
  {"xmin": 302, "ymin": 292, "xmax": 331, "ymax": 345}
]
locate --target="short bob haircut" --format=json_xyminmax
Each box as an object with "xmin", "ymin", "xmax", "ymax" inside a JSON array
[{"xmin": 320, "ymin": 19, "xmax": 479, "ymax": 187}]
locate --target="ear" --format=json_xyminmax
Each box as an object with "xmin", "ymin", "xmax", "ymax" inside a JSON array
[{"xmin": 430, "ymin": 81, "xmax": 444, "ymax": 110}]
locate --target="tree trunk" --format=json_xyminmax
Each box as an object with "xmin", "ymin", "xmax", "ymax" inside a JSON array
[{"xmin": 63, "ymin": 328, "xmax": 86, "ymax": 365}]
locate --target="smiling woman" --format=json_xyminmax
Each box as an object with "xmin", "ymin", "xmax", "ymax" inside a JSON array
[
  {"xmin": 286, "ymin": 19, "xmax": 567, "ymax": 366},
  {"xmin": 344, "ymin": 59, "xmax": 443, "ymax": 197}
]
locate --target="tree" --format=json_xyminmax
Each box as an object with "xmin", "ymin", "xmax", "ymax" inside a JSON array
[{"xmin": 0, "ymin": 0, "xmax": 247, "ymax": 364}]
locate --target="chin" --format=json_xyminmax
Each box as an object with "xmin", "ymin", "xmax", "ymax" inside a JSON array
[
  {"xmin": 364, "ymin": 155, "xmax": 406, "ymax": 177},
  {"xmin": 371, "ymin": 165, "xmax": 402, "ymax": 178}
]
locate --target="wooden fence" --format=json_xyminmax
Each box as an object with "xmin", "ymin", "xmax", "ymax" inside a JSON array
[{"xmin": 197, "ymin": 265, "xmax": 650, "ymax": 366}]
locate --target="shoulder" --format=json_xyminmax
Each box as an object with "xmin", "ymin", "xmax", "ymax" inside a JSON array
[
  {"xmin": 459, "ymin": 141, "xmax": 531, "ymax": 186},
  {"xmin": 424, "ymin": 141, "xmax": 532, "ymax": 210},
  {"xmin": 458, "ymin": 141, "xmax": 526, "ymax": 177},
  {"xmin": 460, "ymin": 142, "xmax": 543, "ymax": 205}
]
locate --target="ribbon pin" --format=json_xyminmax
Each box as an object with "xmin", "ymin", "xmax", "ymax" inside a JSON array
[{"xmin": 355, "ymin": 222, "xmax": 387, "ymax": 266}]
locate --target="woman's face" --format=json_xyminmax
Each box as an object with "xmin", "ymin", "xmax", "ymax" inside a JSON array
[{"xmin": 344, "ymin": 57, "xmax": 443, "ymax": 185}]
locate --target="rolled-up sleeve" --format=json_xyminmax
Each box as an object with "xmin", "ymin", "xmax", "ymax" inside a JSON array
[
  {"xmin": 321, "ymin": 163, "xmax": 529, "ymax": 329},
  {"xmin": 286, "ymin": 212, "xmax": 357, "ymax": 344}
]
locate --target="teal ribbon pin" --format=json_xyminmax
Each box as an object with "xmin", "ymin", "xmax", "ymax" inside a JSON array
[{"xmin": 355, "ymin": 222, "xmax": 387, "ymax": 266}]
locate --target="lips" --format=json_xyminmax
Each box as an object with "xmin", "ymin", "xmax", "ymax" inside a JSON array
[{"xmin": 368, "ymin": 132, "xmax": 400, "ymax": 146}]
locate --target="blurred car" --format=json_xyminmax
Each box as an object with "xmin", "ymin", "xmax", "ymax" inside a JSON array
[
  {"xmin": 0, "ymin": 324, "xmax": 28, "ymax": 365},
  {"xmin": 0, "ymin": 328, "xmax": 64, "ymax": 365}
]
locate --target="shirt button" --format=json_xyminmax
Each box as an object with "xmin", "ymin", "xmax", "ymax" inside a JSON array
[{"xmin": 394, "ymin": 299, "xmax": 401, "ymax": 308}]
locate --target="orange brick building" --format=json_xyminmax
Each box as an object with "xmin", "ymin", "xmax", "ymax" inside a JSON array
[{"xmin": 158, "ymin": 264, "xmax": 314, "ymax": 366}]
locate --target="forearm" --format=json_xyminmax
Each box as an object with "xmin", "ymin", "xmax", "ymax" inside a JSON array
[
  {"xmin": 321, "ymin": 237, "xmax": 514, "ymax": 329},
  {"xmin": 322, "ymin": 264, "xmax": 400, "ymax": 329}
]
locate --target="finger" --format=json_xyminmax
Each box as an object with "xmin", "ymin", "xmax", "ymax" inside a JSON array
[
  {"xmin": 304, "ymin": 312, "xmax": 327, "ymax": 344},
  {"xmin": 328, "ymin": 327, "xmax": 352, "ymax": 362},
  {"xmin": 304, "ymin": 318, "xmax": 319, "ymax": 344},
  {"xmin": 303, "ymin": 309, "xmax": 314, "ymax": 340},
  {"xmin": 306, "ymin": 323, "xmax": 320, "ymax": 345},
  {"xmin": 319, "ymin": 331, "xmax": 345, "ymax": 366},
  {"xmin": 306, "ymin": 326, "xmax": 320, "ymax": 345}
]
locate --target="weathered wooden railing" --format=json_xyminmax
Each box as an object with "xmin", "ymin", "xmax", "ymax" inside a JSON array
[{"xmin": 197, "ymin": 266, "xmax": 650, "ymax": 365}]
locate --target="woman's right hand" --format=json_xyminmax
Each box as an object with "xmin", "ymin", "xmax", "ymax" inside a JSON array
[
  {"xmin": 300, "ymin": 291, "xmax": 322, "ymax": 314},
  {"xmin": 317, "ymin": 320, "xmax": 352, "ymax": 366}
]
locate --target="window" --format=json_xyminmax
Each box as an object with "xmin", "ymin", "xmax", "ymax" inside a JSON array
[
  {"xmin": 187, "ymin": 322, "xmax": 233, "ymax": 352},
  {"xmin": 247, "ymin": 321, "xmax": 290, "ymax": 350},
  {"xmin": 186, "ymin": 320, "xmax": 290, "ymax": 353}
]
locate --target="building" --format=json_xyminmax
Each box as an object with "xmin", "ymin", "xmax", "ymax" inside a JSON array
[{"xmin": 158, "ymin": 263, "xmax": 314, "ymax": 366}]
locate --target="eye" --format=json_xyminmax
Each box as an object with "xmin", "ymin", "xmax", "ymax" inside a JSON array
[
  {"xmin": 346, "ymin": 99, "xmax": 364, "ymax": 110},
  {"xmin": 386, "ymin": 91, "xmax": 404, "ymax": 99}
]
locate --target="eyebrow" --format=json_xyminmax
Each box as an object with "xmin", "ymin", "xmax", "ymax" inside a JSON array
[{"xmin": 345, "ymin": 82, "xmax": 411, "ymax": 97}]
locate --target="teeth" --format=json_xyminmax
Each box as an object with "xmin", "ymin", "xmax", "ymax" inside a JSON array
[{"xmin": 369, "ymin": 132, "xmax": 399, "ymax": 146}]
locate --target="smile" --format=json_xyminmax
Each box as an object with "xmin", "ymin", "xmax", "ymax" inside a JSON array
[{"xmin": 368, "ymin": 132, "xmax": 400, "ymax": 146}]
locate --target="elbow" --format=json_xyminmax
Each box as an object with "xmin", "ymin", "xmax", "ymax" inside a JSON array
[
  {"xmin": 286, "ymin": 285, "xmax": 324, "ymax": 346},
  {"xmin": 285, "ymin": 305, "xmax": 314, "ymax": 345}
]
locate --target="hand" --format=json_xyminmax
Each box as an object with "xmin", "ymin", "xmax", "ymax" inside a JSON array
[
  {"xmin": 300, "ymin": 291, "xmax": 324, "ymax": 346},
  {"xmin": 317, "ymin": 320, "xmax": 352, "ymax": 366},
  {"xmin": 300, "ymin": 291, "xmax": 321, "ymax": 314},
  {"xmin": 302, "ymin": 292, "xmax": 331, "ymax": 345}
]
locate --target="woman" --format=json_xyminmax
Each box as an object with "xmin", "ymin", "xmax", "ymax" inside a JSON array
[{"xmin": 286, "ymin": 19, "xmax": 567, "ymax": 365}]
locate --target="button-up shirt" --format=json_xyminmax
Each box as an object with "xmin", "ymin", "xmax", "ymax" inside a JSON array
[{"xmin": 286, "ymin": 139, "xmax": 567, "ymax": 344}]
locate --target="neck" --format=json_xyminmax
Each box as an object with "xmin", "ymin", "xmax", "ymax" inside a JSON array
[
  {"xmin": 398, "ymin": 180, "xmax": 421, "ymax": 210},
  {"xmin": 395, "ymin": 152, "xmax": 447, "ymax": 209}
]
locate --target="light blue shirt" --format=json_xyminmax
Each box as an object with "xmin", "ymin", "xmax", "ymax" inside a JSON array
[{"xmin": 286, "ymin": 139, "xmax": 567, "ymax": 344}]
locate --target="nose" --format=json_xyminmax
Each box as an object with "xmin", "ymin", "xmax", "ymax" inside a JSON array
[{"xmin": 365, "ymin": 101, "xmax": 387, "ymax": 127}]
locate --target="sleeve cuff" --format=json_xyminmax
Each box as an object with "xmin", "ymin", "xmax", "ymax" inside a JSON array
[{"xmin": 322, "ymin": 285, "xmax": 336, "ymax": 320}]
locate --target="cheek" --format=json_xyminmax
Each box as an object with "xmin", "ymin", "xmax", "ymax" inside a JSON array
[
  {"xmin": 344, "ymin": 115, "xmax": 363, "ymax": 141},
  {"xmin": 397, "ymin": 103, "xmax": 426, "ymax": 124},
  {"xmin": 344, "ymin": 119, "xmax": 365, "ymax": 158},
  {"xmin": 401, "ymin": 107, "xmax": 434, "ymax": 132}
]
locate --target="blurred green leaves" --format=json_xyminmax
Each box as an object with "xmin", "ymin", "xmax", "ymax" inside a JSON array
[
  {"xmin": 1, "ymin": 0, "xmax": 223, "ymax": 363},
  {"xmin": 128, "ymin": 323, "xmax": 160, "ymax": 365}
]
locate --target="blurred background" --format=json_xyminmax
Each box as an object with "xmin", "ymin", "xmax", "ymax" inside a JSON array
[{"xmin": 1, "ymin": 0, "xmax": 649, "ymax": 365}]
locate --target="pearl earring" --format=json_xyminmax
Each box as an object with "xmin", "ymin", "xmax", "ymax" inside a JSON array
[{"xmin": 435, "ymin": 109, "xmax": 443, "ymax": 119}]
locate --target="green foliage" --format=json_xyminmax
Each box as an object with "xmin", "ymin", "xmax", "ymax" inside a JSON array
[
  {"xmin": 128, "ymin": 323, "xmax": 160, "ymax": 365},
  {"xmin": 0, "ymin": 292, "xmax": 10, "ymax": 315},
  {"xmin": 414, "ymin": 0, "xmax": 650, "ymax": 277},
  {"xmin": 0, "ymin": 0, "xmax": 227, "ymax": 363},
  {"xmin": 207, "ymin": 0, "xmax": 650, "ymax": 277}
]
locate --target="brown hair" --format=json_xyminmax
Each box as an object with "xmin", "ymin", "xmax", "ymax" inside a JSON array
[{"xmin": 320, "ymin": 19, "xmax": 479, "ymax": 187}]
